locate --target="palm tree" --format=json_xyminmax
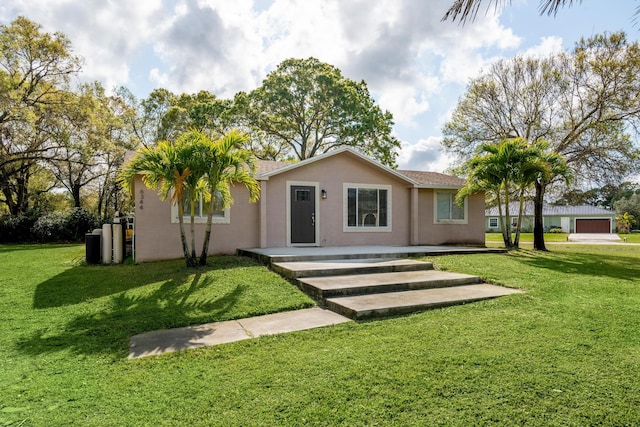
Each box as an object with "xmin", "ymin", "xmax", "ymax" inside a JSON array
[
  {"xmin": 121, "ymin": 129, "xmax": 260, "ymax": 268},
  {"xmin": 442, "ymin": 0, "xmax": 637, "ymax": 24},
  {"xmin": 532, "ymin": 149, "xmax": 572, "ymax": 251},
  {"xmin": 196, "ymin": 129, "xmax": 260, "ymax": 266},
  {"xmin": 616, "ymin": 212, "xmax": 636, "ymax": 233},
  {"xmin": 458, "ymin": 137, "xmax": 570, "ymax": 249},
  {"xmin": 458, "ymin": 139, "xmax": 520, "ymax": 248},
  {"xmin": 511, "ymin": 140, "xmax": 570, "ymax": 248},
  {"xmin": 119, "ymin": 141, "xmax": 197, "ymax": 266}
]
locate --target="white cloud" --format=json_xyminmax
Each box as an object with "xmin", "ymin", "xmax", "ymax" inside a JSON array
[
  {"xmin": 397, "ymin": 136, "xmax": 455, "ymax": 173},
  {"xmin": 2, "ymin": 0, "xmax": 588, "ymax": 174},
  {"xmin": 522, "ymin": 36, "xmax": 564, "ymax": 58}
]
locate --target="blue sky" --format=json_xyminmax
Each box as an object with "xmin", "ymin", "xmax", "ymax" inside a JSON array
[{"xmin": 1, "ymin": 0, "xmax": 638, "ymax": 172}]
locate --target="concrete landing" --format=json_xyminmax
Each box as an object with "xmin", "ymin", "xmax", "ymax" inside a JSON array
[
  {"xmin": 239, "ymin": 245, "xmax": 506, "ymax": 263},
  {"xmin": 326, "ymin": 284, "xmax": 523, "ymax": 319},
  {"xmin": 129, "ymin": 307, "xmax": 351, "ymax": 359},
  {"xmin": 272, "ymin": 257, "xmax": 433, "ymax": 279}
]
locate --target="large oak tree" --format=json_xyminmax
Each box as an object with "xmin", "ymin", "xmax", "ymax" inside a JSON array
[
  {"xmin": 0, "ymin": 16, "xmax": 81, "ymax": 215},
  {"xmin": 236, "ymin": 57, "xmax": 401, "ymax": 167}
]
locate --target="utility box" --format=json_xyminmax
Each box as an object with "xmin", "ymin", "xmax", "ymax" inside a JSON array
[{"xmin": 85, "ymin": 233, "xmax": 101, "ymax": 265}]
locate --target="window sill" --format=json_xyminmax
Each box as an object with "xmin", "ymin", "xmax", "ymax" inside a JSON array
[
  {"xmin": 343, "ymin": 226, "xmax": 392, "ymax": 232},
  {"xmin": 434, "ymin": 219, "xmax": 468, "ymax": 225},
  {"xmin": 171, "ymin": 216, "xmax": 230, "ymax": 225}
]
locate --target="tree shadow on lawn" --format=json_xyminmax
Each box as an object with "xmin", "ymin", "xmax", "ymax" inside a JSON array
[
  {"xmin": 0, "ymin": 243, "xmax": 81, "ymax": 254},
  {"xmin": 17, "ymin": 271, "xmax": 248, "ymax": 358},
  {"xmin": 512, "ymin": 249, "xmax": 640, "ymax": 281},
  {"xmin": 32, "ymin": 256, "xmax": 250, "ymax": 309}
]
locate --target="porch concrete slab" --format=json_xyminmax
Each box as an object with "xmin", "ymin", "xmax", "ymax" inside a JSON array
[
  {"xmin": 239, "ymin": 245, "xmax": 505, "ymax": 263},
  {"xmin": 129, "ymin": 307, "xmax": 351, "ymax": 359},
  {"xmin": 326, "ymin": 284, "xmax": 523, "ymax": 320}
]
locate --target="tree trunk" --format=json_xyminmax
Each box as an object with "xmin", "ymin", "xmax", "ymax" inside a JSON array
[
  {"xmin": 533, "ymin": 181, "xmax": 547, "ymax": 251},
  {"xmin": 1, "ymin": 178, "xmax": 19, "ymax": 215},
  {"xmin": 503, "ymin": 187, "xmax": 513, "ymax": 249},
  {"xmin": 72, "ymin": 183, "xmax": 82, "ymax": 208},
  {"xmin": 189, "ymin": 202, "xmax": 197, "ymax": 263},
  {"xmin": 199, "ymin": 211, "xmax": 213, "ymax": 266},
  {"xmin": 496, "ymin": 193, "xmax": 509, "ymax": 248},
  {"xmin": 177, "ymin": 202, "xmax": 196, "ymax": 267},
  {"xmin": 514, "ymin": 190, "xmax": 526, "ymax": 249}
]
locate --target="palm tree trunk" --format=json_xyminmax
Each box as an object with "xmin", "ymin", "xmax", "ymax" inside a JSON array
[
  {"xmin": 496, "ymin": 192, "xmax": 509, "ymax": 248},
  {"xmin": 514, "ymin": 189, "xmax": 525, "ymax": 249},
  {"xmin": 177, "ymin": 202, "xmax": 193, "ymax": 267},
  {"xmin": 533, "ymin": 180, "xmax": 547, "ymax": 251},
  {"xmin": 199, "ymin": 210, "xmax": 213, "ymax": 266},
  {"xmin": 190, "ymin": 201, "xmax": 197, "ymax": 264},
  {"xmin": 504, "ymin": 184, "xmax": 513, "ymax": 249}
]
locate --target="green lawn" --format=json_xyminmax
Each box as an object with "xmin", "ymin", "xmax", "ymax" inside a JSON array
[
  {"xmin": 486, "ymin": 232, "xmax": 571, "ymax": 243},
  {"xmin": 487, "ymin": 232, "xmax": 640, "ymax": 245},
  {"xmin": 2, "ymin": 244, "xmax": 640, "ymax": 425}
]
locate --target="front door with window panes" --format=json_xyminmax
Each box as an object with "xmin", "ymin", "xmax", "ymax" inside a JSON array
[{"xmin": 290, "ymin": 185, "xmax": 316, "ymax": 244}]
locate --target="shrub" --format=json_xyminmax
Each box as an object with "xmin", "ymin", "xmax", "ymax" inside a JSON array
[
  {"xmin": 0, "ymin": 215, "xmax": 33, "ymax": 243},
  {"xmin": 0, "ymin": 209, "xmax": 42, "ymax": 243},
  {"xmin": 31, "ymin": 211, "xmax": 67, "ymax": 242},
  {"xmin": 548, "ymin": 226, "xmax": 564, "ymax": 233},
  {"xmin": 65, "ymin": 208, "xmax": 99, "ymax": 241},
  {"xmin": 31, "ymin": 208, "xmax": 98, "ymax": 242}
]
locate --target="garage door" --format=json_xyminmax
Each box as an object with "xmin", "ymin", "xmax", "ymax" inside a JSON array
[{"xmin": 575, "ymin": 219, "xmax": 611, "ymax": 233}]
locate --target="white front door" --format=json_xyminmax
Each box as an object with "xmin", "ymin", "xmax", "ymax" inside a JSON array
[{"xmin": 561, "ymin": 217, "xmax": 570, "ymax": 233}]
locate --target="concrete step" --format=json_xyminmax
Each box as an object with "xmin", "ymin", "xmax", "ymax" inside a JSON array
[
  {"xmin": 326, "ymin": 284, "xmax": 523, "ymax": 320},
  {"xmin": 272, "ymin": 258, "xmax": 433, "ymax": 279},
  {"xmin": 297, "ymin": 270, "xmax": 480, "ymax": 300}
]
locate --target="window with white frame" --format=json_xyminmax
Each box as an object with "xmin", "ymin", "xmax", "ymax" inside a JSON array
[
  {"xmin": 489, "ymin": 217, "xmax": 499, "ymax": 228},
  {"xmin": 344, "ymin": 184, "xmax": 391, "ymax": 231},
  {"xmin": 434, "ymin": 191, "xmax": 467, "ymax": 224},
  {"xmin": 171, "ymin": 189, "xmax": 229, "ymax": 224}
]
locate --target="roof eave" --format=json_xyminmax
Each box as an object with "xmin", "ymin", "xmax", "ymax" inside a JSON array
[{"xmin": 416, "ymin": 184, "xmax": 463, "ymax": 190}]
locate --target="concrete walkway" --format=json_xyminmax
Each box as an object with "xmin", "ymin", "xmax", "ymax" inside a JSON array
[{"xmin": 129, "ymin": 307, "xmax": 351, "ymax": 359}]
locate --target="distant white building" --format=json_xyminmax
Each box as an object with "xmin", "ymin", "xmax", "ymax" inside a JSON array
[{"xmin": 485, "ymin": 203, "xmax": 617, "ymax": 233}]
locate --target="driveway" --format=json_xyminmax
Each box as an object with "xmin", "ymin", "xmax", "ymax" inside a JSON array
[{"xmin": 567, "ymin": 233, "xmax": 622, "ymax": 243}]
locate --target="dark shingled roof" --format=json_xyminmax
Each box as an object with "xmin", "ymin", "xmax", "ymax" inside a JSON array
[
  {"xmin": 256, "ymin": 160, "xmax": 290, "ymax": 175},
  {"xmin": 397, "ymin": 170, "xmax": 465, "ymax": 187}
]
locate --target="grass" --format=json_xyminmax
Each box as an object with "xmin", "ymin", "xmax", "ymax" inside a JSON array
[
  {"xmin": 486, "ymin": 232, "xmax": 640, "ymax": 245},
  {"xmin": 485, "ymin": 232, "xmax": 570, "ymax": 243},
  {"xmin": 620, "ymin": 233, "xmax": 640, "ymax": 243},
  {"xmin": 2, "ymin": 244, "xmax": 640, "ymax": 425}
]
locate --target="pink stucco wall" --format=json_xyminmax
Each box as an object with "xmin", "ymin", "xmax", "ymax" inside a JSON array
[
  {"xmin": 416, "ymin": 189, "xmax": 485, "ymax": 245},
  {"xmin": 263, "ymin": 150, "xmax": 413, "ymax": 248},
  {"xmin": 133, "ymin": 176, "xmax": 260, "ymax": 262},
  {"xmin": 131, "ymin": 150, "xmax": 485, "ymax": 262}
]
